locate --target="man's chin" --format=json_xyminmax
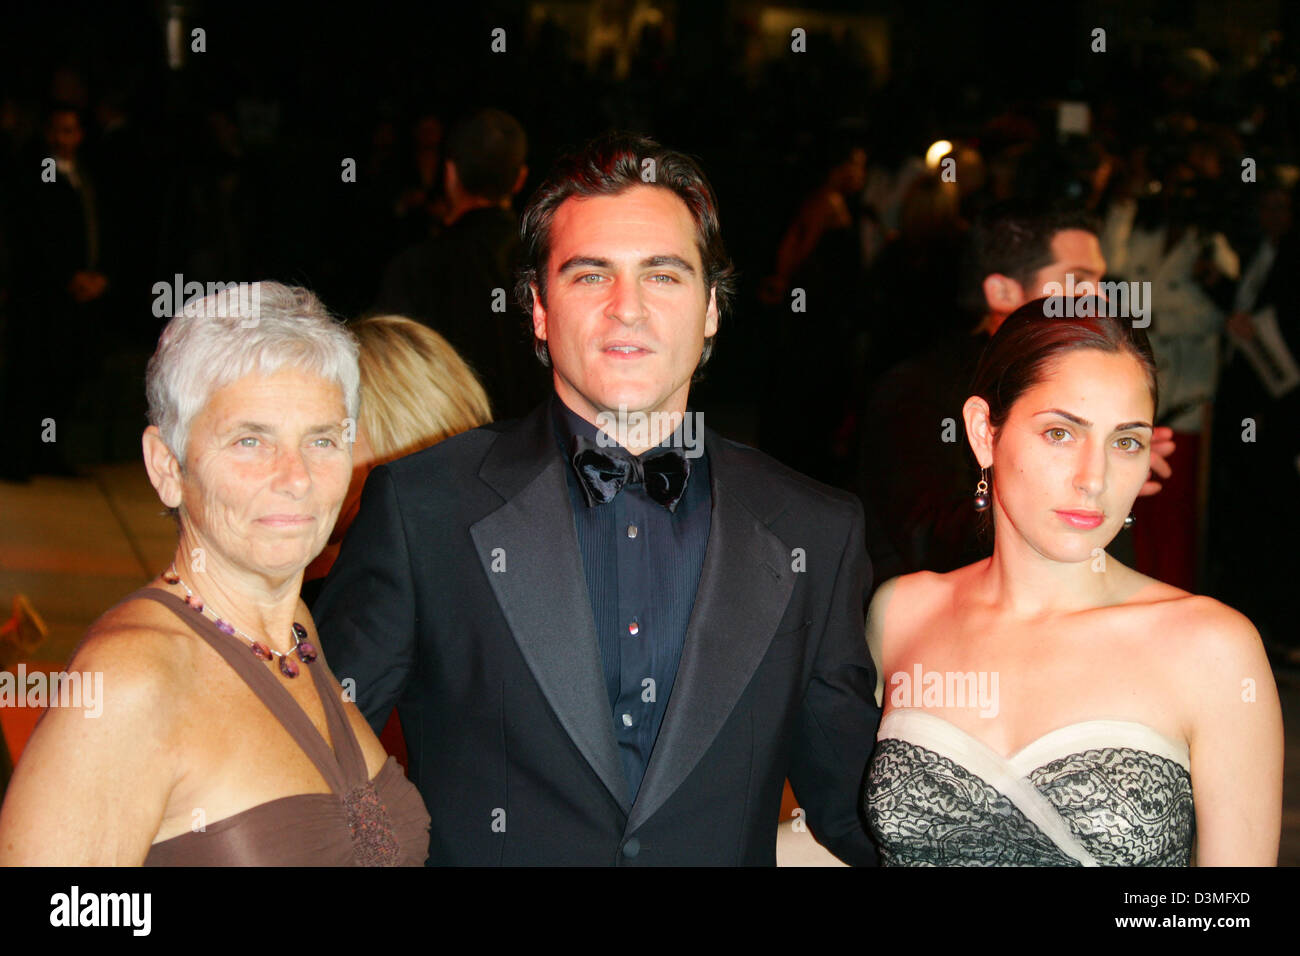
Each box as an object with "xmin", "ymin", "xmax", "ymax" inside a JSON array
[
  {"xmin": 592, "ymin": 391, "xmax": 666, "ymax": 417},
  {"xmin": 569, "ymin": 379, "xmax": 661, "ymax": 415}
]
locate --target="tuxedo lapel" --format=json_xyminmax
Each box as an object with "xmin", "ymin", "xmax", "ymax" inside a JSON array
[
  {"xmin": 469, "ymin": 403, "xmax": 630, "ymax": 813},
  {"xmin": 626, "ymin": 429, "xmax": 797, "ymax": 832}
]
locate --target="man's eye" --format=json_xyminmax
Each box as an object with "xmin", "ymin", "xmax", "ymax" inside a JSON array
[
  {"xmin": 650, "ymin": 274, "xmax": 676, "ymax": 283},
  {"xmin": 237, "ymin": 437, "xmax": 260, "ymax": 447},
  {"xmin": 578, "ymin": 274, "xmax": 603, "ymax": 284}
]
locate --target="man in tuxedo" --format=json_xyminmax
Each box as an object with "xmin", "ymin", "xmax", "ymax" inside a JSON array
[{"xmin": 313, "ymin": 132, "xmax": 880, "ymax": 865}]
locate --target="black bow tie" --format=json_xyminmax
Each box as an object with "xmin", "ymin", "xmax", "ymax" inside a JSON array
[{"xmin": 569, "ymin": 434, "xmax": 691, "ymax": 513}]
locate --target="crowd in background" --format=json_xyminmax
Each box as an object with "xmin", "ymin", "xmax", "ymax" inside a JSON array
[{"xmin": 0, "ymin": 5, "xmax": 1297, "ymax": 663}]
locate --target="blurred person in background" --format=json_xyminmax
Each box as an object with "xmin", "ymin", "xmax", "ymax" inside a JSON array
[
  {"xmin": 864, "ymin": 167, "xmax": 968, "ymax": 373},
  {"xmin": 1101, "ymin": 140, "xmax": 1240, "ymax": 590},
  {"xmin": 391, "ymin": 112, "xmax": 448, "ymax": 246},
  {"xmin": 8, "ymin": 103, "xmax": 108, "ymax": 478},
  {"xmin": 757, "ymin": 129, "xmax": 870, "ymax": 485},
  {"xmin": 1208, "ymin": 177, "xmax": 1300, "ymax": 664},
  {"xmin": 375, "ymin": 108, "xmax": 545, "ymax": 420}
]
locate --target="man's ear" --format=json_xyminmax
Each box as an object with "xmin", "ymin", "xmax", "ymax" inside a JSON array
[
  {"xmin": 704, "ymin": 285, "xmax": 719, "ymax": 338},
  {"xmin": 531, "ymin": 281, "xmax": 547, "ymax": 344},
  {"xmin": 444, "ymin": 159, "xmax": 461, "ymax": 197},
  {"xmin": 962, "ymin": 395, "xmax": 995, "ymax": 469},
  {"xmin": 982, "ymin": 273, "xmax": 1025, "ymax": 315},
  {"xmin": 511, "ymin": 164, "xmax": 529, "ymax": 197},
  {"xmin": 142, "ymin": 426, "xmax": 184, "ymax": 510}
]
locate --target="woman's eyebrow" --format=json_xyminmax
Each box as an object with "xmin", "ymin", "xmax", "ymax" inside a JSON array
[
  {"xmin": 1034, "ymin": 408, "xmax": 1091, "ymax": 427},
  {"xmin": 1033, "ymin": 409, "xmax": 1152, "ymax": 431},
  {"xmin": 227, "ymin": 420, "xmax": 275, "ymax": 434}
]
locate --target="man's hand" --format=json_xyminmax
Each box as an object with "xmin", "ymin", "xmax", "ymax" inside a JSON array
[{"xmin": 1139, "ymin": 426, "xmax": 1176, "ymax": 496}]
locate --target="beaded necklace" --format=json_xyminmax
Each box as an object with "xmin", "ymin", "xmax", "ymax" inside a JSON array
[{"xmin": 163, "ymin": 564, "xmax": 318, "ymax": 678}]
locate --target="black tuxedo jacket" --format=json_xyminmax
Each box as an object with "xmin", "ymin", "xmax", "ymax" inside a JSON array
[{"xmin": 312, "ymin": 400, "xmax": 881, "ymax": 865}]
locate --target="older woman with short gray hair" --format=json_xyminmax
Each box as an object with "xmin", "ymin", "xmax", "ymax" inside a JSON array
[{"xmin": 0, "ymin": 281, "xmax": 430, "ymax": 865}]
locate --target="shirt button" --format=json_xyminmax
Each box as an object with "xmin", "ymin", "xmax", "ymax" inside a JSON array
[
  {"xmin": 628, "ymin": 619, "xmax": 639, "ymax": 636},
  {"xmin": 622, "ymin": 713, "xmax": 634, "ymax": 727},
  {"xmin": 622, "ymin": 837, "xmax": 640, "ymax": 859},
  {"xmin": 627, "ymin": 524, "xmax": 638, "ymax": 539}
]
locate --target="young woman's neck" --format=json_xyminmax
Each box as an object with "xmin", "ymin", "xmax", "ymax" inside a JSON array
[{"xmin": 975, "ymin": 514, "xmax": 1121, "ymax": 618}]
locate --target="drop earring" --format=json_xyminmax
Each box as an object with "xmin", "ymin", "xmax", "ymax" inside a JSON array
[{"xmin": 973, "ymin": 468, "xmax": 990, "ymax": 512}]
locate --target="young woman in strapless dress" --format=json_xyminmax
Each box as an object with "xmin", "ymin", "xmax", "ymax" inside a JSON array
[{"xmin": 863, "ymin": 297, "xmax": 1283, "ymax": 866}]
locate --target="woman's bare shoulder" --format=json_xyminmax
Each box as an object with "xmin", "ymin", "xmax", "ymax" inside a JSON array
[
  {"xmin": 1113, "ymin": 572, "xmax": 1266, "ymax": 686},
  {"xmin": 868, "ymin": 563, "xmax": 981, "ymax": 648},
  {"xmin": 891, "ymin": 560, "xmax": 986, "ymax": 607},
  {"xmin": 1116, "ymin": 566, "xmax": 1256, "ymax": 644},
  {"xmin": 1162, "ymin": 593, "xmax": 1262, "ymax": 657},
  {"xmin": 67, "ymin": 593, "xmax": 200, "ymax": 709}
]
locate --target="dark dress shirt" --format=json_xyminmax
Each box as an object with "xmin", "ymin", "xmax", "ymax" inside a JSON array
[{"xmin": 551, "ymin": 395, "xmax": 711, "ymax": 802}]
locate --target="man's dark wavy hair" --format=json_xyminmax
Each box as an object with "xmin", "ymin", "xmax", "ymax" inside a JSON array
[
  {"xmin": 960, "ymin": 199, "xmax": 1103, "ymax": 313},
  {"xmin": 514, "ymin": 131, "xmax": 736, "ymax": 376}
]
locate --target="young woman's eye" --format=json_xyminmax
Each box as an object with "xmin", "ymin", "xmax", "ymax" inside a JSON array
[
  {"xmin": 1115, "ymin": 436, "xmax": 1145, "ymax": 452},
  {"xmin": 1045, "ymin": 427, "xmax": 1071, "ymax": 443}
]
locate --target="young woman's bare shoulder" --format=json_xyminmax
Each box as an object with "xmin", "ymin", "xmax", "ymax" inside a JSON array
[
  {"xmin": 1132, "ymin": 590, "xmax": 1266, "ymax": 682},
  {"xmin": 1116, "ymin": 564, "xmax": 1253, "ymax": 640},
  {"xmin": 1170, "ymin": 594, "xmax": 1261, "ymax": 652},
  {"xmin": 869, "ymin": 566, "xmax": 969, "ymax": 640},
  {"xmin": 878, "ymin": 566, "xmax": 964, "ymax": 603},
  {"xmin": 1116, "ymin": 564, "xmax": 1194, "ymax": 604},
  {"xmin": 910, "ymin": 560, "xmax": 987, "ymax": 605}
]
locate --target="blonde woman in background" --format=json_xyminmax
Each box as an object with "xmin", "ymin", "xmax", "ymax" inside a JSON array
[{"xmin": 305, "ymin": 314, "xmax": 492, "ymax": 584}]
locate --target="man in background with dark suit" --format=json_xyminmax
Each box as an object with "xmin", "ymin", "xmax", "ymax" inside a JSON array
[
  {"xmin": 5, "ymin": 103, "xmax": 108, "ymax": 479},
  {"xmin": 314, "ymin": 132, "xmax": 879, "ymax": 865},
  {"xmin": 374, "ymin": 108, "xmax": 547, "ymax": 420}
]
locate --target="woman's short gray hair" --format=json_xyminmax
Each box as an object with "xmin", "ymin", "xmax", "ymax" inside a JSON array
[{"xmin": 146, "ymin": 282, "xmax": 360, "ymax": 461}]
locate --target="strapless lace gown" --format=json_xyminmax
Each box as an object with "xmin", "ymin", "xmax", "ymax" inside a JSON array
[{"xmin": 865, "ymin": 709, "xmax": 1195, "ymax": 866}]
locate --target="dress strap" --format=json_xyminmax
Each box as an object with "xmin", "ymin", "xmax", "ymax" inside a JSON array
[
  {"xmin": 305, "ymin": 642, "xmax": 371, "ymax": 785},
  {"xmin": 133, "ymin": 587, "xmax": 348, "ymax": 793}
]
